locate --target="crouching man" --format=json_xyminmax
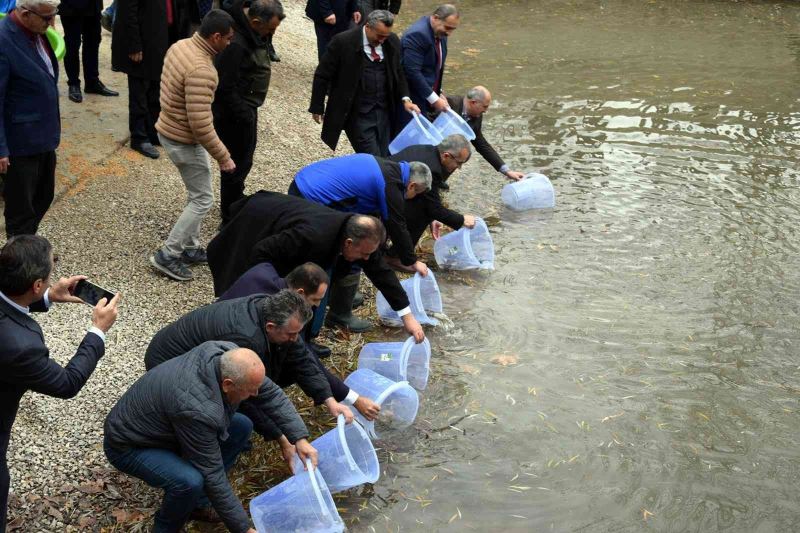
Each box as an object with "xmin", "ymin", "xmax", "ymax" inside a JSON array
[{"xmin": 104, "ymin": 341, "xmax": 317, "ymax": 531}]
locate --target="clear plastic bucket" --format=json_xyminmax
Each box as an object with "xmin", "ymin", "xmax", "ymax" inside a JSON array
[
  {"xmin": 291, "ymin": 415, "xmax": 380, "ymax": 494},
  {"xmin": 501, "ymin": 173, "xmax": 555, "ymax": 211},
  {"xmin": 433, "ymin": 217, "xmax": 495, "ymax": 270},
  {"xmin": 344, "ymin": 369, "xmax": 419, "ymax": 439},
  {"xmin": 376, "ymin": 271, "xmax": 442, "ymax": 327},
  {"xmin": 250, "ymin": 458, "xmax": 344, "ymax": 533},
  {"xmin": 357, "ymin": 337, "xmax": 431, "ymax": 391},
  {"xmin": 433, "ymin": 109, "xmax": 476, "ymax": 141},
  {"xmin": 389, "ymin": 112, "xmax": 444, "ymax": 155}
]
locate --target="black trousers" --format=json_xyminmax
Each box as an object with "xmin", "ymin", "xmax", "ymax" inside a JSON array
[
  {"xmin": 2, "ymin": 151, "xmax": 56, "ymax": 237},
  {"xmin": 345, "ymin": 106, "xmax": 390, "ymax": 157},
  {"xmin": 60, "ymin": 13, "xmax": 101, "ymax": 87},
  {"xmin": 127, "ymin": 75, "xmax": 160, "ymax": 145},
  {"xmin": 314, "ymin": 21, "xmax": 339, "ymax": 61},
  {"xmin": 215, "ymin": 112, "xmax": 257, "ymax": 222}
]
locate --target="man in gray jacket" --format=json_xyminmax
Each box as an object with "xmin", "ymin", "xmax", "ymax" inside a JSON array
[{"xmin": 105, "ymin": 341, "xmax": 316, "ymax": 531}]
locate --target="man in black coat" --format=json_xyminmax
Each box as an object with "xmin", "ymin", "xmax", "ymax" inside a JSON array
[
  {"xmin": 444, "ymin": 86, "xmax": 525, "ymax": 181},
  {"xmin": 0, "ymin": 235, "xmax": 120, "ymax": 529},
  {"xmin": 58, "ymin": 0, "xmax": 118, "ymax": 103},
  {"xmin": 213, "ymin": 0, "xmax": 284, "ymax": 223},
  {"xmin": 309, "ymin": 9, "xmax": 419, "ymax": 157},
  {"xmin": 359, "ymin": 0, "xmax": 400, "ymax": 18},
  {"xmin": 111, "ymin": 0, "xmax": 193, "ymax": 158},
  {"xmin": 207, "ymin": 191, "xmax": 426, "ymax": 342},
  {"xmin": 388, "ymin": 134, "xmax": 477, "ymax": 261},
  {"xmin": 305, "ymin": 0, "xmax": 360, "ymax": 61}
]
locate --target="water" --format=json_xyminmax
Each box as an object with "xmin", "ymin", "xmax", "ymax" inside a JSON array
[{"xmin": 338, "ymin": 1, "xmax": 800, "ymax": 530}]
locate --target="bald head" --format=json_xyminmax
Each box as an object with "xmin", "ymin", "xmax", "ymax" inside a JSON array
[
  {"xmin": 220, "ymin": 348, "xmax": 265, "ymax": 403},
  {"xmin": 464, "ymin": 86, "xmax": 492, "ymax": 118}
]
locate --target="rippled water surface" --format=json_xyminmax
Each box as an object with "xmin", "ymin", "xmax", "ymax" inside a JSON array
[{"xmin": 338, "ymin": 1, "xmax": 800, "ymax": 531}]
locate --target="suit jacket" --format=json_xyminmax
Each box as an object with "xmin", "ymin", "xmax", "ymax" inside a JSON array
[
  {"xmin": 360, "ymin": 0, "xmax": 400, "ymax": 15},
  {"xmin": 305, "ymin": 0, "xmax": 358, "ymax": 23},
  {"xmin": 309, "ymin": 27, "xmax": 410, "ymax": 151},
  {"xmin": 446, "ymin": 95, "xmax": 505, "ymax": 171},
  {"xmin": 0, "ymin": 14, "xmax": 60, "ymax": 158},
  {"xmin": 0, "ymin": 295, "xmax": 105, "ymax": 475},
  {"xmin": 218, "ymin": 263, "xmax": 287, "ymax": 301},
  {"xmin": 401, "ymin": 15, "xmax": 446, "ymax": 118},
  {"xmin": 57, "ymin": 0, "xmax": 103, "ymax": 17},
  {"xmin": 207, "ymin": 191, "xmax": 410, "ymax": 310}
]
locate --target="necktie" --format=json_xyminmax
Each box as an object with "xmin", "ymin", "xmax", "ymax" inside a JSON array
[
  {"xmin": 369, "ymin": 45, "xmax": 380, "ymax": 62},
  {"xmin": 433, "ymin": 37, "xmax": 442, "ymax": 94},
  {"xmin": 166, "ymin": 0, "xmax": 173, "ymax": 25}
]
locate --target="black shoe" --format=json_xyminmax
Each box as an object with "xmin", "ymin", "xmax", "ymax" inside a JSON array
[
  {"xmin": 438, "ymin": 181, "xmax": 450, "ymax": 191},
  {"xmin": 149, "ymin": 136, "xmax": 162, "ymax": 147},
  {"xmin": 100, "ymin": 10, "xmax": 113, "ymax": 31},
  {"xmin": 308, "ymin": 341, "xmax": 332, "ymax": 359},
  {"xmin": 268, "ymin": 43, "xmax": 281, "ymax": 62},
  {"xmin": 352, "ymin": 291, "xmax": 364, "ymax": 309},
  {"xmin": 85, "ymin": 80, "xmax": 119, "ymax": 96},
  {"xmin": 68, "ymin": 85, "xmax": 83, "ymax": 103},
  {"xmin": 181, "ymin": 247, "xmax": 208, "ymax": 265},
  {"xmin": 150, "ymin": 250, "xmax": 193, "ymax": 281},
  {"xmin": 131, "ymin": 141, "xmax": 160, "ymax": 159}
]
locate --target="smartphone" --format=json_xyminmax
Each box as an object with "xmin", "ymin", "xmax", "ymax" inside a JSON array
[{"xmin": 73, "ymin": 279, "xmax": 116, "ymax": 306}]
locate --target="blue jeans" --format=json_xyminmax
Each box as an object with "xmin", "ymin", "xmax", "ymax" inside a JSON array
[{"xmin": 104, "ymin": 413, "xmax": 253, "ymax": 532}]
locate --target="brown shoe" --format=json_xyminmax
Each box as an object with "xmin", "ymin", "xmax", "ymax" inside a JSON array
[{"xmin": 189, "ymin": 506, "xmax": 222, "ymax": 523}]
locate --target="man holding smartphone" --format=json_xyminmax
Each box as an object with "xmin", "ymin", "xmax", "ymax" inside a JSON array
[{"xmin": 0, "ymin": 235, "xmax": 120, "ymax": 530}]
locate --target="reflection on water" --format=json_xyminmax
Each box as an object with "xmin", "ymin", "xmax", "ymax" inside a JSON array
[{"xmin": 336, "ymin": 1, "xmax": 800, "ymax": 531}]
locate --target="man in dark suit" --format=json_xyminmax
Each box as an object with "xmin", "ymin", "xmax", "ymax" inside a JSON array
[
  {"xmin": 305, "ymin": 0, "xmax": 360, "ymax": 61},
  {"xmin": 359, "ymin": 0, "xmax": 400, "ymax": 19},
  {"xmin": 400, "ymin": 3, "xmax": 459, "ymax": 125},
  {"xmin": 309, "ymin": 9, "xmax": 419, "ymax": 157},
  {"xmin": 445, "ymin": 86, "xmax": 525, "ymax": 181},
  {"xmin": 59, "ymin": 0, "xmax": 118, "ymax": 103},
  {"xmin": 0, "ymin": 2, "xmax": 61, "ymax": 237},
  {"xmin": 0, "ymin": 235, "xmax": 120, "ymax": 529},
  {"xmin": 207, "ymin": 191, "xmax": 425, "ymax": 342}
]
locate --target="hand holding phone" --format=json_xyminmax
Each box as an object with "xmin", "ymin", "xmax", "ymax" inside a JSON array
[{"xmin": 73, "ymin": 279, "xmax": 116, "ymax": 307}]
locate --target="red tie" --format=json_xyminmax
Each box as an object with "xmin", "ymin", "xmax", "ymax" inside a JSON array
[
  {"xmin": 433, "ymin": 37, "xmax": 442, "ymax": 93},
  {"xmin": 166, "ymin": 0, "xmax": 173, "ymax": 25},
  {"xmin": 369, "ymin": 45, "xmax": 380, "ymax": 62}
]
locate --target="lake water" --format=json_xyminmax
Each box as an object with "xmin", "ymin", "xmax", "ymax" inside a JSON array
[{"xmin": 338, "ymin": 1, "xmax": 800, "ymax": 531}]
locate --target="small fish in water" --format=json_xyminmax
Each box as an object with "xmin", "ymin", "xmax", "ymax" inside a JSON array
[
  {"xmin": 429, "ymin": 312, "xmax": 455, "ymax": 330},
  {"xmin": 491, "ymin": 354, "xmax": 519, "ymax": 366}
]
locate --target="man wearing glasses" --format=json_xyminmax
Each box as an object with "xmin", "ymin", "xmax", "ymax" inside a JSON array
[{"xmin": 0, "ymin": 0, "xmax": 62, "ymax": 237}]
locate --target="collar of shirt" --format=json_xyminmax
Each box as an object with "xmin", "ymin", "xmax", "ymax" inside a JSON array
[
  {"xmin": 10, "ymin": 9, "xmax": 40, "ymax": 43},
  {"xmin": 362, "ymin": 26, "xmax": 384, "ymax": 61},
  {"xmin": 0, "ymin": 290, "xmax": 31, "ymax": 315}
]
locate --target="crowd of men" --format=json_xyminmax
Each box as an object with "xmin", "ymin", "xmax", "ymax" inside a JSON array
[{"xmin": 0, "ymin": 0, "xmax": 528, "ymax": 530}]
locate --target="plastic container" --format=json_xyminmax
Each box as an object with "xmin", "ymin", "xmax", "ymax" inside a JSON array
[
  {"xmin": 344, "ymin": 368, "xmax": 419, "ymax": 439},
  {"xmin": 433, "ymin": 109, "xmax": 476, "ymax": 141},
  {"xmin": 376, "ymin": 271, "xmax": 442, "ymax": 327},
  {"xmin": 291, "ymin": 415, "xmax": 379, "ymax": 494},
  {"xmin": 0, "ymin": 13, "xmax": 66, "ymax": 60},
  {"xmin": 501, "ymin": 173, "xmax": 555, "ymax": 211},
  {"xmin": 358, "ymin": 337, "xmax": 431, "ymax": 391},
  {"xmin": 389, "ymin": 112, "xmax": 444, "ymax": 155},
  {"xmin": 433, "ymin": 217, "xmax": 495, "ymax": 270},
  {"xmin": 250, "ymin": 459, "xmax": 344, "ymax": 533}
]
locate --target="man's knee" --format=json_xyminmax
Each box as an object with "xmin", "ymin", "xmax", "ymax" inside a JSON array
[
  {"xmin": 167, "ymin": 467, "xmax": 205, "ymax": 498},
  {"xmin": 229, "ymin": 413, "xmax": 254, "ymax": 445}
]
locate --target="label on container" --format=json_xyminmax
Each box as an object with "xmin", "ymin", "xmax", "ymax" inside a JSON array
[
  {"xmin": 449, "ymin": 246, "xmax": 459, "ymax": 256},
  {"xmin": 380, "ymin": 353, "xmax": 392, "ymax": 362}
]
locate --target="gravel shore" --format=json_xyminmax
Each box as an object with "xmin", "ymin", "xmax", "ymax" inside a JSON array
[{"xmin": 5, "ymin": 1, "xmax": 366, "ymax": 529}]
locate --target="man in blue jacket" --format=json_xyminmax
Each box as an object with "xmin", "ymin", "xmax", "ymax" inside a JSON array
[
  {"xmin": 0, "ymin": 0, "xmax": 61, "ymax": 237},
  {"xmin": 400, "ymin": 3, "xmax": 460, "ymax": 126}
]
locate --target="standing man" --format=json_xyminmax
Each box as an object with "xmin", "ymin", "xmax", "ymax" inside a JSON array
[
  {"xmin": 59, "ymin": 0, "xmax": 118, "ymax": 103},
  {"xmin": 309, "ymin": 9, "xmax": 419, "ymax": 157},
  {"xmin": 304, "ymin": 0, "xmax": 360, "ymax": 61},
  {"xmin": 0, "ymin": 0, "xmax": 60, "ymax": 237},
  {"xmin": 150, "ymin": 10, "xmax": 236, "ymax": 282},
  {"xmin": 214, "ymin": 0, "xmax": 284, "ymax": 225},
  {"xmin": 444, "ymin": 86, "xmax": 525, "ymax": 181},
  {"xmin": 400, "ymin": 4, "xmax": 460, "ymax": 125},
  {"xmin": 359, "ymin": 0, "xmax": 400, "ymax": 19},
  {"xmin": 0, "ymin": 235, "xmax": 120, "ymax": 529}
]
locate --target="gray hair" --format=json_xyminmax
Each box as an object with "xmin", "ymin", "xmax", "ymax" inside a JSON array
[
  {"xmin": 17, "ymin": 0, "xmax": 60, "ymax": 9},
  {"xmin": 220, "ymin": 348, "xmax": 260, "ymax": 386},
  {"xmin": 408, "ymin": 162, "xmax": 432, "ymax": 192},
  {"xmin": 366, "ymin": 9, "xmax": 394, "ymax": 28},
  {"xmin": 438, "ymin": 133, "xmax": 472, "ymax": 158},
  {"xmin": 344, "ymin": 214, "xmax": 386, "ymax": 245},
  {"xmin": 433, "ymin": 4, "xmax": 459, "ymax": 19},
  {"xmin": 466, "ymin": 86, "xmax": 489, "ymax": 102},
  {"xmin": 248, "ymin": 0, "xmax": 286, "ymax": 22},
  {"xmin": 261, "ymin": 289, "xmax": 313, "ymax": 328}
]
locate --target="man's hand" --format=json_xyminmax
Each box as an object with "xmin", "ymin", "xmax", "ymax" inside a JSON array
[
  {"xmin": 431, "ymin": 96, "xmax": 449, "ymax": 112},
  {"xmin": 324, "ymin": 13, "xmax": 336, "ymax": 24},
  {"xmin": 247, "ymin": 529, "xmax": 258, "ymax": 533},
  {"xmin": 505, "ymin": 170, "xmax": 525, "ymax": 181},
  {"xmin": 352, "ymin": 11, "xmax": 361, "ymax": 24},
  {"xmin": 430, "ymin": 220, "xmax": 443, "ymax": 240},
  {"xmin": 413, "ymin": 261, "xmax": 429, "ymax": 277},
  {"xmin": 128, "ymin": 51, "xmax": 143, "ymax": 63},
  {"xmin": 402, "ymin": 314, "xmax": 425, "ymax": 343},
  {"xmin": 278, "ymin": 436, "xmax": 297, "ymax": 473},
  {"xmin": 325, "ymin": 398, "xmax": 354, "ymax": 423},
  {"xmin": 219, "ymin": 158, "xmax": 236, "ymax": 173},
  {"xmin": 403, "ymin": 100, "xmax": 421, "ymax": 115},
  {"xmin": 0, "ymin": 157, "xmax": 9, "ymax": 174},
  {"xmin": 312, "ymin": 113, "xmax": 323, "ymax": 124},
  {"xmin": 92, "ymin": 293, "xmax": 121, "ymax": 333},
  {"xmin": 353, "ymin": 396, "xmax": 380, "ymax": 421},
  {"xmin": 49, "ymin": 275, "xmax": 87, "ymax": 304},
  {"xmin": 295, "ymin": 438, "xmax": 318, "ymax": 469},
  {"xmin": 463, "ymin": 215, "xmax": 477, "ymax": 229}
]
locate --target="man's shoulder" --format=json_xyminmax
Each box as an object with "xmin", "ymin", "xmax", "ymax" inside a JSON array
[{"xmin": 403, "ymin": 16, "xmax": 429, "ymax": 38}]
